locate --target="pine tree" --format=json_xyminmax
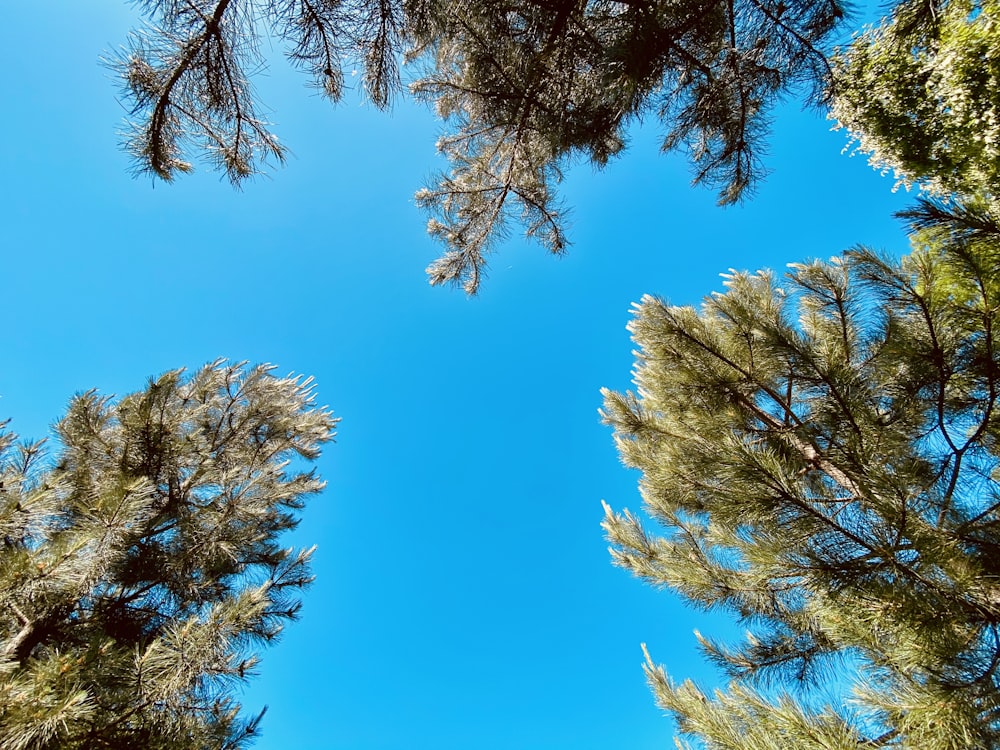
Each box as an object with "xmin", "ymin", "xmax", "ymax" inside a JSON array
[
  {"xmin": 600, "ymin": 204, "xmax": 1000, "ymax": 748},
  {"xmin": 115, "ymin": 0, "xmax": 847, "ymax": 292},
  {"xmin": 830, "ymin": 0, "xmax": 1000, "ymax": 199},
  {"xmin": 0, "ymin": 361, "xmax": 337, "ymax": 750}
]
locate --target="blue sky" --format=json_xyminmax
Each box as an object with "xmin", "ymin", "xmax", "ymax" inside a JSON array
[{"xmin": 1, "ymin": 3, "xmax": 913, "ymax": 748}]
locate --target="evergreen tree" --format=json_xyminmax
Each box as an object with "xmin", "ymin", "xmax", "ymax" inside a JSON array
[
  {"xmin": 115, "ymin": 0, "xmax": 847, "ymax": 292},
  {"xmin": 600, "ymin": 205, "xmax": 1000, "ymax": 748},
  {"xmin": 830, "ymin": 0, "xmax": 1000, "ymax": 199},
  {"xmin": 0, "ymin": 361, "xmax": 337, "ymax": 750}
]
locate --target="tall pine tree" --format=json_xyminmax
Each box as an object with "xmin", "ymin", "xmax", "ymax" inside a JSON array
[
  {"xmin": 831, "ymin": 0, "xmax": 1000, "ymax": 199},
  {"xmin": 601, "ymin": 205, "xmax": 1000, "ymax": 747},
  {"xmin": 0, "ymin": 361, "xmax": 337, "ymax": 750}
]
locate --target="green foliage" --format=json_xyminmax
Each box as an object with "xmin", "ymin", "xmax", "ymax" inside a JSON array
[
  {"xmin": 0, "ymin": 361, "xmax": 337, "ymax": 750},
  {"xmin": 831, "ymin": 0, "xmax": 1000, "ymax": 198},
  {"xmin": 601, "ymin": 206, "xmax": 1000, "ymax": 747},
  {"xmin": 116, "ymin": 0, "xmax": 847, "ymax": 292}
]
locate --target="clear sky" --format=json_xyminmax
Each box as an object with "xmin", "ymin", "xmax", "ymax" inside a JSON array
[{"xmin": 1, "ymin": 3, "xmax": 913, "ymax": 749}]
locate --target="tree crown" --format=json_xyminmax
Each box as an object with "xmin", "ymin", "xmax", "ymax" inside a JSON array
[
  {"xmin": 0, "ymin": 361, "xmax": 337, "ymax": 750},
  {"xmin": 831, "ymin": 0, "xmax": 1000, "ymax": 199},
  {"xmin": 117, "ymin": 0, "xmax": 848, "ymax": 292},
  {"xmin": 601, "ymin": 202, "xmax": 1000, "ymax": 747}
]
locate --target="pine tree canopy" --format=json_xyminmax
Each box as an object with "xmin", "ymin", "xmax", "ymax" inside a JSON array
[
  {"xmin": 830, "ymin": 0, "xmax": 1000, "ymax": 199},
  {"xmin": 0, "ymin": 361, "xmax": 337, "ymax": 750},
  {"xmin": 600, "ymin": 200, "xmax": 1000, "ymax": 748},
  {"xmin": 116, "ymin": 0, "xmax": 849, "ymax": 293}
]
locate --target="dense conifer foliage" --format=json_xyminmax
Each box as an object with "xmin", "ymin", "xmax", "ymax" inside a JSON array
[
  {"xmin": 117, "ymin": 0, "xmax": 848, "ymax": 292},
  {"xmin": 831, "ymin": 0, "xmax": 1000, "ymax": 199},
  {"xmin": 0, "ymin": 362, "xmax": 337, "ymax": 750},
  {"xmin": 601, "ymin": 205, "xmax": 1000, "ymax": 747}
]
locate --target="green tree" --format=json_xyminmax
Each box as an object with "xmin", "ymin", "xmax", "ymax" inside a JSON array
[
  {"xmin": 0, "ymin": 361, "xmax": 337, "ymax": 750},
  {"xmin": 600, "ymin": 203, "xmax": 1000, "ymax": 748},
  {"xmin": 831, "ymin": 0, "xmax": 1000, "ymax": 198},
  {"xmin": 116, "ymin": 0, "xmax": 846, "ymax": 292}
]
